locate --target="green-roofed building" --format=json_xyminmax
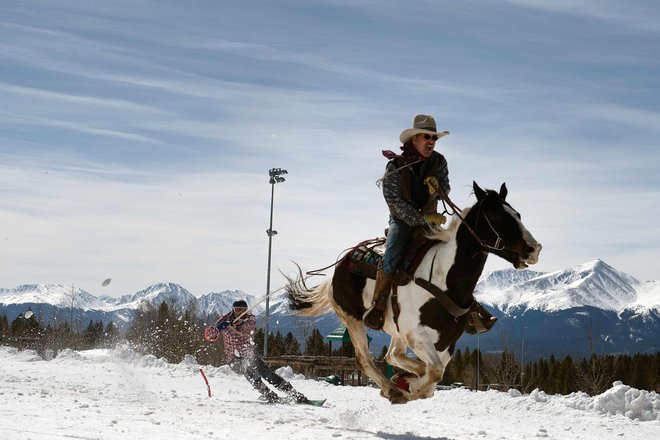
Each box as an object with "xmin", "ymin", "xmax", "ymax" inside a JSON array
[{"xmin": 326, "ymin": 325, "xmax": 372, "ymax": 357}]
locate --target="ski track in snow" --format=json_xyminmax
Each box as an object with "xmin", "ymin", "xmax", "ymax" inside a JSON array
[{"xmin": 0, "ymin": 346, "xmax": 658, "ymax": 440}]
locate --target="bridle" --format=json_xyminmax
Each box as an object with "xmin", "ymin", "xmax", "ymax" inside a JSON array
[
  {"xmin": 414, "ymin": 189, "xmax": 513, "ymax": 320},
  {"xmin": 472, "ymin": 196, "xmax": 506, "ymax": 252},
  {"xmin": 439, "ymin": 189, "xmax": 507, "ymax": 253}
]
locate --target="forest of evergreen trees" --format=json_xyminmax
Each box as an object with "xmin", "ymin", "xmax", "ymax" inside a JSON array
[
  {"xmin": 2, "ymin": 302, "xmax": 658, "ymax": 395},
  {"xmin": 436, "ymin": 346, "xmax": 659, "ymax": 394}
]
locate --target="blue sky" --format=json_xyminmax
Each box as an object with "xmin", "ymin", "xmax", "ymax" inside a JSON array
[{"xmin": 1, "ymin": 0, "xmax": 659, "ymax": 299}]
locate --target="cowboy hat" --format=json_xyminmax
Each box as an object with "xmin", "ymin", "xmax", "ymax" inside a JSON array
[{"xmin": 399, "ymin": 114, "xmax": 449, "ymax": 144}]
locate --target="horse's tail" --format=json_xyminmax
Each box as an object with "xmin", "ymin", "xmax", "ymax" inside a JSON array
[{"xmin": 285, "ymin": 265, "xmax": 333, "ymax": 317}]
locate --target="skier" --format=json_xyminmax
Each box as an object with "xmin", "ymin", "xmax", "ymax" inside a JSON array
[{"xmin": 211, "ymin": 300, "xmax": 311, "ymax": 404}]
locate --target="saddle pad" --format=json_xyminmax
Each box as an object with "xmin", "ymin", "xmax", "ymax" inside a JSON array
[
  {"xmin": 344, "ymin": 237, "xmax": 439, "ymax": 285},
  {"xmin": 344, "ymin": 239, "xmax": 385, "ymax": 279}
]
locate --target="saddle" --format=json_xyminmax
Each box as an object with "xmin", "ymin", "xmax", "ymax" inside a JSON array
[{"xmin": 344, "ymin": 235, "xmax": 439, "ymax": 286}]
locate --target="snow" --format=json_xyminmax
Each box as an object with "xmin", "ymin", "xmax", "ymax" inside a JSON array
[
  {"xmin": 116, "ymin": 283, "xmax": 197, "ymax": 310},
  {"xmin": 0, "ymin": 284, "xmax": 111, "ymax": 311},
  {"xmin": 1, "ymin": 346, "xmax": 658, "ymax": 439},
  {"xmin": 629, "ymin": 280, "xmax": 660, "ymax": 310}
]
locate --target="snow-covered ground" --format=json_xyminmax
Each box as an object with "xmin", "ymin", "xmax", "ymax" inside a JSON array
[{"xmin": 0, "ymin": 346, "xmax": 657, "ymax": 440}]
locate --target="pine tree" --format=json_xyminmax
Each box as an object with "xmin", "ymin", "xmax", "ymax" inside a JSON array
[
  {"xmin": 283, "ymin": 332, "xmax": 301, "ymax": 355},
  {"xmin": 552, "ymin": 356, "xmax": 571, "ymax": 394},
  {"xmin": 253, "ymin": 328, "xmax": 264, "ymax": 355},
  {"xmin": 442, "ymin": 348, "xmax": 463, "ymax": 385},
  {"xmin": 522, "ymin": 362, "xmax": 533, "ymax": 392},
  {"xmin": 10, "ymin": 311, "xmax": 43, "ymax": 350},
  {"xmin": 104, "ymin": 321, "xmax": 119, "ymax": 347},
  {"xmin": 538, "ymin": 358, "xmax": 549, "ymax": 391},
  {"xmin": 82, "ymin": 320, "xmax": 105, "ymax": 349},
  {"xmin": 268, "ymin": 331, "xmax": 286, "ymax": 356},
  {"xmin": 304, "ymin": 328, "xmax": 326, "ymax": 356},
  {"xmin": 0, "ymin": 314, "xmax": 9, "ymax": 339}
]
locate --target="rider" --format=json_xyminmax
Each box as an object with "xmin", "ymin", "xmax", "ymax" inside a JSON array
[
  {"xmin": 363, "ymin": 114, "xmax": 451, "ymax": 330},
  {"xmin": 213, "ymin": 300, "xmax": 310, "ymax": 403}
]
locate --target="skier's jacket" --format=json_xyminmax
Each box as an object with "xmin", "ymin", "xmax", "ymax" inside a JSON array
[{"xmin": 217, "ymin": 310, "xmax": 257, "ymax": 362}]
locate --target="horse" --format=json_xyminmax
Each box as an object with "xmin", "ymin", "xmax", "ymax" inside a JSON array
[{"xmin": 286, "ymin": 181, "xmax": 542, "ymax": 404}]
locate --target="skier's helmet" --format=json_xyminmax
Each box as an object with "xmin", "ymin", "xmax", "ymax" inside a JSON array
[{"xmin": 232, "ymin": 300, "xmax": 248, "ymax": 309}]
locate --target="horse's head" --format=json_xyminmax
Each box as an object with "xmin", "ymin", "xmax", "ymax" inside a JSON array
[{"xmin": 471, "ymin": 181, "xmax": 542, "ymax": 269}]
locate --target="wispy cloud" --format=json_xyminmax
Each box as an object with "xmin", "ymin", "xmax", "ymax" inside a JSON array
[
  {"xmin": 1, "ymin": 0, "xmax": 659, "ymax": 296},
  {"xmin": 501, "ymin": 0, "xmax": 660, "ymax": 33},
  {"xmin": 0, "ymin": 82, "xmax": 164, "ymax": 113}
]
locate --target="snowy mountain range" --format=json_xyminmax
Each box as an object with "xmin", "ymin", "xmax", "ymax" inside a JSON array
[
  {"xmin": 468, "ymin": 260, "xmax": 660, "ymax": 359},
  {"xmin": 1, "ymin": 259, "xmax": 658, "ymax": 359},
  {"xmin": 474, "ymin": 260, "xmax": 658, "ymax": 313},
  {"xmin": 0, "ymin": 282, "xmax": 264, "ymax": 328}
]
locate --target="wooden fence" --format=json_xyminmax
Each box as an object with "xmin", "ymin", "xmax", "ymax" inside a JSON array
[{"xmin": 264, "ymin": 355, "xmax": 386, "ymax": 386}]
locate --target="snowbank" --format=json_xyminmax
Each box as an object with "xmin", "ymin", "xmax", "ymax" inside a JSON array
[{"xmin": 1, "ymin": 344, "xmax": 658, "ymax": 426}]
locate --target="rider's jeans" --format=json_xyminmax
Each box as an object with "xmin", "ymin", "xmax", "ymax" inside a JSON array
[{"xmin": 382, "ymin": 215, "xmax": 414, "ymax": 274}]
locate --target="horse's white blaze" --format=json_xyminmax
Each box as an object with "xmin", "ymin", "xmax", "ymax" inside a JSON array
[{"xmin": 503, "ymin": 204, "xmax": 541, "ymax": 264}]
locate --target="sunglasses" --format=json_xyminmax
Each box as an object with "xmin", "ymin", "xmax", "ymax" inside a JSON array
[{"xmin": 422, "ymin": 134, "xmax": 439, "ymax": 141}]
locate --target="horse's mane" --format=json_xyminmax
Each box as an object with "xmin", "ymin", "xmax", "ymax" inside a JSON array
[{"xmin": 424, "ymin": 207, "xmax": 471, "ymax": 241}]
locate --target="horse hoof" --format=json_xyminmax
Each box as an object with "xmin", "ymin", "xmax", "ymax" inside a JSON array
[
  {"xmin": 389, "ymin": 394, "xmax": 408, "ymax": 404},
  {"xmin": 386, "ymin": 388, "xmax": 408, "ymax": 404}
]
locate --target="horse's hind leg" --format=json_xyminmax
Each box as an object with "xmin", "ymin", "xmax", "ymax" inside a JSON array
[{"xmin": 344, "ymin": 317, "xmax": 407, "ymax": 404}]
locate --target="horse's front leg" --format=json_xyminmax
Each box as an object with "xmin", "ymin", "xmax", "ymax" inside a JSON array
[
  {"xmin": 405, "ymin": 342, "xmax": 453, "ymax": 401},
  {"xmin": 385, "ymin": 336, "xmax": 425, "ymax": 377},
  {"xmin": 343, "ymin": 318, "xmax": 407, "ymax": 404}
]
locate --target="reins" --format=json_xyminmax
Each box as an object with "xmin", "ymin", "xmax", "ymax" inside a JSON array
[
  {"xmin": 376, "ymin": 153, "xmax": 505, "ymax": 253},
  {"xmin": 414, "ymin": 189, "xmax": 506, "ymax": 323}
]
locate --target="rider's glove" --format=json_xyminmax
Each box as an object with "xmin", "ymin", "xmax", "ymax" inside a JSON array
[
  {"xmin": 214, "ymin": 321, "xmax": 230, "ymax": 332},
  {"xmin": 423, "ymin": 213, "xmax": 447, "ymax": 226},
  {"xmin": 424, "ymin": 177, "xmax": 440, "ymax": 195}
]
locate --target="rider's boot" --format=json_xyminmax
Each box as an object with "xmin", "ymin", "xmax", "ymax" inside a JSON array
[
  {"xmin": 363, "ymin": 268, "xmax": 394, "ymax": 330},
  {"xmin": 477, "ymin": 303, "xmax": 498, "ymax": 331},
  {"xmin": 466, "ymin": 302, "xmax": 498, "ymax": 334}
]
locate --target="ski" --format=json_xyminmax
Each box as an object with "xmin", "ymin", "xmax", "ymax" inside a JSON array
[
  {"xmin": 260, "ymin": 397, "xmax": 327, "ymax": 407},
  {"xmin": 300, "ymin": 399, "xmax": 326, "ymax": 407}
]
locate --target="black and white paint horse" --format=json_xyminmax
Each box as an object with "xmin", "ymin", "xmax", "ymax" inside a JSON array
[{"xmin": 286, "ymin": 182, "xmax": 541, "ymax": 403}]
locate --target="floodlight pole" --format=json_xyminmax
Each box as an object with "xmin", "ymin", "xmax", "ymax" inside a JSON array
[
  {"xmin": 520, "ymin": 326, "xmax": 526, "ymax": 389},
  {"xmin": 476, "ymin": 334, "xmax": 480, "ymax": 391},
  {"xmin": 264, "ymin": 167, "xmax": 287, "ymax": 357}
]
